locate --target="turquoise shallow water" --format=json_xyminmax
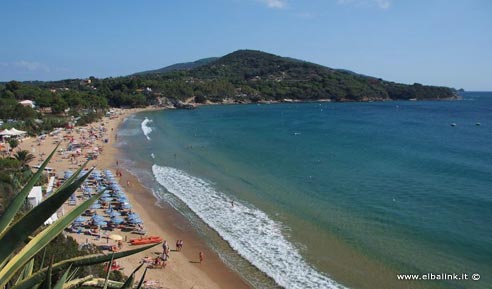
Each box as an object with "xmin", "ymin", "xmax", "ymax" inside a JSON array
[{"xmin": 119, "ymin": 92, "xmax": 492, "ymax": 289}]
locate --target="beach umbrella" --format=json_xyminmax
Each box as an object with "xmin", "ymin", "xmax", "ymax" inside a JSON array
[
  {"xmin": 109, "ymin": 211, "xmax": 121, "ymax": 217},
  {"xmin": 64, "ymin": 171, "xmax": 73, "ymax": 179},
  {"xmin": 93, "ymin": 220, "xmax": 107, "ymax": 227},
  {"xmin": 108, "ymin": 234, "xmax": 123, "ymax": 241},
  {"xmin": 90, "ymin": 203, "xmax": 101, "ymax": 209},
  {"xmin": 128, "ymin": 218, "xmax": 143, "ymax": 225},
  {"xmin": 74, "ymin": 216, "xmax": 87, "ymax": 223},
  {"xmin": 105, "ymin": 204, "xmax": 113, "ymax": 214},
  {"xmin": 101, "ymin": 197, "xmax": 113, "ymax": 202},
  {"xmin": 111, "ymin": 217, "xmax": 124, "ymax": 224},
  {"xmin": 127, "ymin": 214, "xmax": 141, "ymax": 221},
  {"xmin": 92, "ymin": 214, "xmax": 104, "ymax": 221}
]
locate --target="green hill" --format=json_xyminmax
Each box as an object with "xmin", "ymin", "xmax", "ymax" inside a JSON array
[
  {"xmin": 0, "ymin": 50, "xmax": 458, "ymax": 120},
  {"xmin": 134, "ymin": 57, "xmax": 219, "ymax": 75},
  {"xmin": 131, "ymin": 49, "xmax": 456, "ymax": 103}
]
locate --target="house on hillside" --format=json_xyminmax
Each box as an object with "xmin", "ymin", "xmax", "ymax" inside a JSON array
[{"xmin": 19, "ymin": 100, "xmax": 35, "ymax": 108}]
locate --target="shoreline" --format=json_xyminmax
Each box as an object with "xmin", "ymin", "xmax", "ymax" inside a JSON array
[
  {"xmin": 111, "ymin": 143, "xmax": 252, "ymax": 288},
  {"xmin": 19, "ymin": 106, "xmax": 252, "ymax": 289}
]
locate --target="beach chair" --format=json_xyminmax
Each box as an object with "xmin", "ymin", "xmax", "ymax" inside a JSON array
[
  {"xmin": 146, "ymin": 263, "xmax": 166, "ymax": 269},
  {"xmin": 85, "ymin": 229, "xmax": 101, "ymax": 238},
  {"xmin": 142, "ymin": 280, "xmax": 162, "ymax": 289},
  {"xmin": 132, "ymin": 229, "xmax": 147, "ymax": 235}
]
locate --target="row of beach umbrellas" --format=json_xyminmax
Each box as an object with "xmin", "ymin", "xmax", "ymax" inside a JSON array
[{"xmin": 70, "ymin": 169, "xmax": 142, "ymax": 228}]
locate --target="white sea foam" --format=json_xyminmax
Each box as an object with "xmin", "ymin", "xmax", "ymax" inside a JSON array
[
  {"xmin": 152, "ymin": 165, "xmax": 348, "ymax": 289},
  {"xmin": 141, "ymin": 118, "xmax": 153, "ymax": 140}
]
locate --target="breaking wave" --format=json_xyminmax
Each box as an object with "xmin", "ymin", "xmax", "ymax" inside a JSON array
[{"xmin": 152, "ymin": 164, "xmax": 348, "ymax": 289}]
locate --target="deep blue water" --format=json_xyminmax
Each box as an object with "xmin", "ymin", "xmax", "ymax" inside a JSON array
[{"xmin": 119, "ymin": 92, "xmax": 492, "ymax": 289}]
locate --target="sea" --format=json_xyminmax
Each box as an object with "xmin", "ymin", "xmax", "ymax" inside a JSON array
[{"xmin": 117, "ymin": 92, "xmax": 491, "ymax": 289}]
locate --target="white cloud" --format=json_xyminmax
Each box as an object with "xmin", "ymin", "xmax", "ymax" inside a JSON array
[
  {"xmin": 260, "ymin": 0, "xmax": 287, "ymax": 9},
  {"xmin": 375, "ymin": 0, "xmax": 390, "ymax": 9},
  {"xmin": 14, "ymin": 61, "xmax": 50, "ymax": 72},
  {"xmin": 337, "ymin": 0, "xmax": 391, "ymax": 9}
]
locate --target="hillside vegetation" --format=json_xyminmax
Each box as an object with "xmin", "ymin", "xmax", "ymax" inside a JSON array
[
  {"xmin": 130, "ymin": 49, "xmax": 456, "ymax": 103},
  {"xmin": 0, "ymin": 50, "xmax": 457, "ymax": 132}
]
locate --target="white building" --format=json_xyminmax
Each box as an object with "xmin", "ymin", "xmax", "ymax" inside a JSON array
[
  {"xmin": 27, "ymin": 186, "xmax": 43, "ymax": 208},
  {"xmin": 19, "ymin": 100, "xmax": 35, "ymax": 108}
]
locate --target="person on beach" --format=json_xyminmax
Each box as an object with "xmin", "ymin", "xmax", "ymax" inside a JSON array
[
  {"xmin": 162, "ymin": 240, "xmax": 169, "ymax": 254},
  {"xmin": 179, "ymin": 240, "xmax": 184, "ymax": 251},
  {"xmin": 199, "ymin": 251, "xmax": 204, "ymax": 264},
  {"xmin": 176, "ymin": 240, "xmax": 179, "ymax": 251}
]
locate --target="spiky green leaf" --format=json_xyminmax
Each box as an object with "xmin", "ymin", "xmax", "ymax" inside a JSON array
[
  {"xmin": 102, "ymin": 253, "xmax": 116, "ymax": 289},
  {"xmin": 39, "ymin": 247, "xmax": 47, "ymax": 272},
  {"xmin": 135, "ymin": 267, "xmax": 148, "ymax": 289},
  {"xmin": 0, "ymin": 189, "xmax": 102, "ymax": 288},
  {"xmin": 56, "ymin": 161, "xmax": 89, "ymax": 192},
  {"xmin": 14, "ymin": 259, "xmax": 34, "ymax": 285},
  {"xmin": 0, "ymin": 144, "xmax": 59, "ymax": 234},
  {"xmin": 52, "ymin": 265, "xmax": 72, "ymax": 289},
  {"xmin": 120, "ymin": 263, "xmax": 143, "ymax": 289},
  {"xmin": 62, "ymin": 275, "xmax": 93, "ymax": 289},
  {"xmin": 11, "ymin": 244, "xmax": 159, "ymax": 289},
  {"xmin": 0, "ymin": 168, "xmax": 93, "ymax": 262},
  {"xmin": 41, "ymin": 257, "xmax": 54, "ymax": 289}
]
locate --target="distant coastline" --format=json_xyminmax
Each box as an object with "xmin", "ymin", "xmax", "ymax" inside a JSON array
[{"xmin": 164, "ymin": 94, "xmax": 460, "ymax": 110}]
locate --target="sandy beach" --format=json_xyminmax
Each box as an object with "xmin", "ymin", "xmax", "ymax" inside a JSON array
[{"xmin": 19, "ymin": 107, "xmax": 251, "ymax": 289}]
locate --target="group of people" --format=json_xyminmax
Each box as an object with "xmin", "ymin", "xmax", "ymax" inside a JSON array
[{"xmin": 157, "ymin": 239, "xmax": 188, "ymax": 266}]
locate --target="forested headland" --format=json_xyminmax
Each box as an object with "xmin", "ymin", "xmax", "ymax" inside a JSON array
[{"xmin": 0, "ymin": 49, "xmax": 457, "ymax": 134}]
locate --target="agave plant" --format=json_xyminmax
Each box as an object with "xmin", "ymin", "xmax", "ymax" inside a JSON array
[{"xmin": 0, "ymin": 146, "xmax": 157, "ymax": 289}]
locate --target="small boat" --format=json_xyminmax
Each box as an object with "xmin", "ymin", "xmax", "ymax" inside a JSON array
[
  {"xmin": 450, "ymin": 123, "xmax": 456, "ymax": 127},
  {"xmin": 476, "ymin": 122, "xmax": 481, "ymax": 126}
]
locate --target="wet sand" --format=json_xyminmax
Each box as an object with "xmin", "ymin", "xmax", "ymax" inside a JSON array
[{"xmin": 19, "ymin": 107, "xmax": 251, "ymax": 289}]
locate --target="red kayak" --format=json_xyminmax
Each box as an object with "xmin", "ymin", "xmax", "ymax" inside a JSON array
[{"xmin": 130, "ymin": 236, "xmax": 162, "ymax": 245}]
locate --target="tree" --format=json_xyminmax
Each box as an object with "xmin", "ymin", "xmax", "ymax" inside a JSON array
[
  {"xmin": 13, "ymin": 150, "xmax": 35, "ymax": 170},
  {"xmin": 5, "ymin": 81, "xmax": 21, "ymax": 92},
  {"xmin": 8, "ymin": 139, "xmax": 19, "ymax": 152}
]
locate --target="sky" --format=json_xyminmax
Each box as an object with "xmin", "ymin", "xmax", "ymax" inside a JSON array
[{"xmin": 1, "ymin": 0, "xmax": 491, "ymax": 90}]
